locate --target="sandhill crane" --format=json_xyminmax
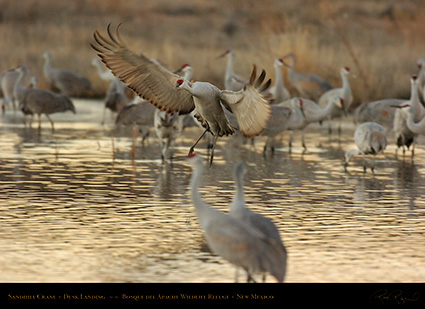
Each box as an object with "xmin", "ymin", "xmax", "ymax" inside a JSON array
[
  {"xmin": 393, "ymin": 104, "xmax": 425, "ymax": 136},
  {"xmin": 43, "ymin": 51, "xmax": 92, "ymax": 97},
  {"xmin": 269, "ymin": 58, "xmax": 291, "ymax": 104},
  {"xmin": 344, "ymin": 122, "xmax": 387, "ymax": 173},
  {"xmin": 154, "ymin": 110, "xmax": 183, "ymax": 162},
  {"xmin": 416, "ymin": 58, "xmax": 425, "ymax": 100},
  {"xmin": 217, "ymin": 49, "xmax": 248, "ymax": 91},
  {"xmin": 354, "ymin": 98, "xmax": 404, "ymax": 131},
  {"xmin": 15, "ymin": 66, "xmax": 75, "ymax": 131},
  {"xmin": 261, "ymin": 104, "xmax": 293, "ymax": 155},
  {"xmin": 91, "ymin": 24, "xmax": 272, "ymax": 167},
  {"xmin": 275, "ymin": 97, "xmax": 308, "ymax": 151},
  {"xmin": 318, "ymin": 66, "xmax": 356, "ymax": 134},
  {"xmin": 186, "ymin": 153, "xmax": 287, "ymax": 283},
  {"xmin": 393, "ymin": 75, "xmax": 425, "ymax": 156},
  {"xmin": 115, "ymin": 98, "xmax": 156, "ymax": 154},
  {"xmin": 174, "ymin": 63, "xmax": 194, "ymax": 82},
  {"xmin": 283, "ymin": 53, "xmax": 332, "ymax": 100},
  {"xmin": 230, "ymin": 161, "xmax": 287, "ymax": 282},
  {"xmin": 102, "ymin": 77, "xmax": 130, "ymax": 124},
  {"xmin": 91, "ymin": 57, "xmax": 115, "ymax": 81},
  {"xmin": 1, "ymin": 66, "xmax": 34, "ymax": 112}
]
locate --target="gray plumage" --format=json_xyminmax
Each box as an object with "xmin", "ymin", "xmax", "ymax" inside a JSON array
[
  {"xmin": 229, "ymin": 162, "xmax": 287, "ymax": 282},
  {"xmin": 188, "ymin": 154, "xmax": 287, "ymax": 283}
]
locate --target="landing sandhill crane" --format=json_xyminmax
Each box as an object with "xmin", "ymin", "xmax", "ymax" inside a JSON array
[
  {"xmin": 217, "ymin": 49, "xmax": 248, "ymax": 91},
  {"xmin": 230, "ymin": 161, "xmax": 287, "ymax": 282},
  {"xmin": 15, "ymin": 66, "xmax": 75, "ymax": 131},
  {"xmin": 344, "ymin": 122, "xmax": 387, "ymax": 173},
  {"xmin": 269, "ymin": 58, "xmax": 291, "ymax": 104},
  {"xmin": 43, "ymin": 51, "xmax": 92, "ymax": 97},
  {"xmin": 354, "ymin": 98, "xmax": 404, "ymax": 130},
  {"xmin": 102, "ymin": 77, "xmax": 130, "ymax": 124},
  {"xmin": 187, "ymin": 153, "xmax": 287, "ymax": 283},
  {"xmin": 393, "ymin": 75, "xmax": 425, "ymax": 156},
  {"xmin": 318, "ymin": 66, "xmax": 355, "ymax": 134},
  {"xmin": 154, "ymin": 110, "xmax": 183, "ymax": 162},
  {"xmin": 91, "ymin": 24, "xmax": 272, "ymax": 166},
  {"xmin": 283, "ymin": 53, "xmax": 332, "ymax": 100},
  {"xmin": 1, "ymin": 66, "xmax": 34, "ymax": 112}
]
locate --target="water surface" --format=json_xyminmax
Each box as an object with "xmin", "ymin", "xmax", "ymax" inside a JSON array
[{"xmin": 1, "ymin": 99, "xmax": 424, "ymax": 282}]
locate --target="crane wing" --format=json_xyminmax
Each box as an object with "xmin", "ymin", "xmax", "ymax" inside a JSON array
[
  {"xmin": 91, "ymin": 23, "xmax": 195, "ymax": 115},
  {"xmin": 219, "ymin": 65, "xmax": 272, "ymax": 138}
]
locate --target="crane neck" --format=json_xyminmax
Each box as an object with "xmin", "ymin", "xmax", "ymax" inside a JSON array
[
  {"xmin": 231, "ymin": 166, "xmax": 245, "ymax": 212},
  {"xmin": 13, "ymin": 68, "xmax": 27, "ymax": 98},
  {"xmin": 410, "ymin": 81, "xmax": 421, "ymax": 107},
  {"xmin": 189, "ymin": 158, "xmax": 213, "ymax": 229}
]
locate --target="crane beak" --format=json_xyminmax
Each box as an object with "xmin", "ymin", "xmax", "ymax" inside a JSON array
[{"xmin": 390, "ymin": 105, "xmax": 402, "ymax": 108}]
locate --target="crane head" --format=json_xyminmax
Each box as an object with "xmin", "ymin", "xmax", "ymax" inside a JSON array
[
  {"xmin": 217, "ymin": 49, "xmax": 232, "ymax": 59},
  {"xmin": 411, "ymin": 75, "xmax": 418, "ymax": 81},
  {"xmin": 175, "ymin": 79, "xmax": 184, "ymax": 89}
]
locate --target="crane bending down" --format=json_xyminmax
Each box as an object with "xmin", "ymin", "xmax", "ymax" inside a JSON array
[
  {"xmin": 154, "ymin": 109, "xmax": 183, "ymax": 162},
  {"xmin": 187, "ymin": 153, "xmax": 287, "ymax": 283},
  {"xmin": 230, "ymin": 162, "xmax": 287, "ymax": 282},
  {"xmin": 91, "ymin": 24, "xmax": 272, "ymax": 166},
  {"xmin": 344, "ymin": 122, "xmax": 387, "ymax": 173}
]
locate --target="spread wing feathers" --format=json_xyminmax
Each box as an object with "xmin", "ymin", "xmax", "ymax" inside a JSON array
[
  {"xmin": 91, "ymin": 23, "xmax": 195, "ymax": 115},
  {"xmin": 220, "ymin": 65, "xmax": 272, "ymax": 138}
]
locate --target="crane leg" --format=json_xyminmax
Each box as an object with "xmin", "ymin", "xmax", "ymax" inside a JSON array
[
  {"xmin": 46, "ymin": 114, "xmax": 55, "ymax": 132},
  {"xmin": 189, "ymin": 125, "xmax": 210, "ymax": 155},
  {"xmin": 208, "ymin": 135, "xmax": 219, "ymax": 167}
]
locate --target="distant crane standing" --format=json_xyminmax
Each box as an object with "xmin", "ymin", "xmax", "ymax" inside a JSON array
[
  {"xmin": 269, "ymin": 58, "xmax": 291, "ymax": 104},
  {"xmin": 91, "ymin": 24, "xmax": 272, "ymax": 167},
  {"xmin": 15, "ymin": 66, "xmax": 76, "ymax": 131},
  {"xmin": 283, "ymin": 53, "xmax": 332, "ymax": 100},
  {"xmin": 393, "ymin": 75, "xmax": 425, "ymax": 156},
  {"xmin": 43, "ymin": 51, "xmax": 92, "ymax": 97},
  {"xmin": 217, "ymin": 49, "xmax": 248, "ymax": 91},
  {"xmin": 354, "ymin": 98, "xmax": 404, "ymax": 131},
  {"xmin": 318, "ymin": 66, "xmax": 356, "ymax": 135},
  {"xmin": 0, "ymin": 66, "xmax": 34, "ymax": 112},
  {"xmin": 344, "ymin": 122, "xmax": 387, "ymax": 173},
  {"xmin": 187, "ymin": 153, "xmax": 287, "ymax": 283},
  {"xmin": 154, "ymin": 109, "xmax": 183, "ymax": 162},
  {"xmin": 229, "ymin": 161, "xmax": 287, "ymax": 282}
]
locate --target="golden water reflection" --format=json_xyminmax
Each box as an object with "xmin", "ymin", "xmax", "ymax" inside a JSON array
[{"xmin": 1, "ymin": 99, "xmax": 424, "ymax": 282}]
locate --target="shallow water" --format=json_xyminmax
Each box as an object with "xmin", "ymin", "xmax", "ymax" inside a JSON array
[{"xmin": 1, "ymin": 99, "xmax": 424, "ymax": 283}]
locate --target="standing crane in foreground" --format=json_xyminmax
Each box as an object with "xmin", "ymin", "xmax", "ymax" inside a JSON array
[
  {"xmin": 283, "ymin": 53, "xmax": 332, "ymax": 101},
  {"xmin": 217, "ymin": 49, "xmax": 248, "ymax": 91},
  {"xmin": 393, "ymin": 75, "xmax": 425, "ymax": 156},
  {"xmin": 91, "ymin": 24, "xmax": 272, "ymax": 166},
  {"xmin": 187, "ymin": 153, "xmax": 287, "ymax": 283},
  {"xmin": 318, "ymin": 66, "xmax": 356, "ymax": 135},
  {"xmin": 15, "ymin": 66, "xmax": 76, "ymax": 131},
  {"xmin": 344, "ymin": 122, "xmax": 387, "ymax": 173},
  {"xmin": 229, "ymin": 161, "xmax": 287, "ymax": 282},
  {"xmin": 43, "ymin": 51, "xmax": 92, "ymax": 97}
]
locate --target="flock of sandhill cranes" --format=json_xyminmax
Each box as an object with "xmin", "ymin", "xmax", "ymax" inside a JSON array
[{"xmin": 2, "ymin": 22, "xmax": 425, "ymax": 282}]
